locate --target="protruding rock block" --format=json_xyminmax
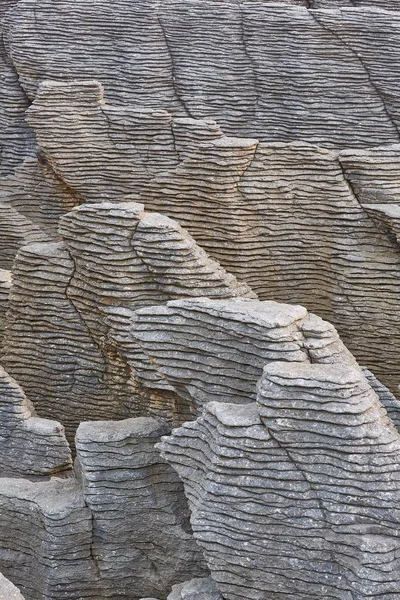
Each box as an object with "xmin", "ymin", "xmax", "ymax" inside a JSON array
[
  {"xmin": 132, "ymin": 298, "xmax": 358, "ymax": 413},
  {"xmin": 167, "ymin": 578, "xmax": 223, "ymax": 600},
  {"xmin": 159, "ymin": 361, "xmax": 400, "ymax": 599},
  {"xmin": 76, "ymin": 417, "xmax": 207, "ymax": 599},
  {"xmin": 0, "ymin": 477, "xmax": 96, "ymax": 600},
  {"xmin": 1, "ymin": 202, "xmax": 254, "ymax": 439},
  {"xmin": 0, "ymin": 365, "xmax": 71, "ymax": 476}
]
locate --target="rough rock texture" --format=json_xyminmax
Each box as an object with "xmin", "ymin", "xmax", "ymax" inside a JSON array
[
  {"xmin": 0, "ymin": 157, "xmax": 78, "ymax": 269},
  {"xmin": 14, "ymin": 78, "xmax": 400, "ymax": 394},
  {"xmin": 0, "ymin": 416, "xmax": 206, "ymax": 600},
  {"xmin": 0, "ymin": 270, "xmax": 11, "ymax": 345},
  {"xmin": 0, "ymin": 477, "xmax": 96, "ymax": 600},
  {"xmin": 159, "ymin": 361, "xmax": 400, "ymax": 600},
  {"xmin": 76, "ymin": 417, "xmax": 207, "ymax": 599},
  {"xmin": 0, "ymin": 572, "xmax": 25, "ymax": 600},
  {"xmin": 0, "ymin": 0, "xmax": 35, "ymax": 176},
  {"xmin": 132, "ymin": 297, "xmax": 357, "ymax": 413},
  {"xmin": 5, "ymin": 3, "xmax": 400, "ymax": 148},
  {"xmin": 0, "ymin": 365, "xmax": 71, "ymax": 476},
  {"xmin": 167, "ymin": 578, "xmax": 223, "ymax": 600},
  {"xmin": 1, "ymin": 202, "xmax": 254, "ymax": 441}
]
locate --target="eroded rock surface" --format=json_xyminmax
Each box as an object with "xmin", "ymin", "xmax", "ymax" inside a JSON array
[
  {"xmin": 159, "ymin": 362, "xmax": 400, "ymax": 599},
  {"xmin": 0, "ymin": 365, "xmax": 71, "ymax": 476},
  {"xmin": 0, "ymin": 572, "xmax": 25, "ymax": 600},
  {"xmin": 5, "ymin": 3, "xmax": 400, "ymax": 148},
  {"xmin": 1, "ymin": 202, "xmax": 254, "ymax": 441}
]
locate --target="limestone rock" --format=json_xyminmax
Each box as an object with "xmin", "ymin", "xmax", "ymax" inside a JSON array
[
  {"xmin": 0, "ymin": 365, "xmax": 71, "ymax": 476},
  {"xmin": 0, "ymin": 477, "xmax": 96, "ymax": 600},
  {"xmin": 5, "ymin": 3, "xmax": 400, "ymax": 148},
  {"xmin": 167, "ymin": 577, "xmax": 223, "ymax": 600},
  {"xmin": 132, "ymin": 298, "xmax": 359, "ymax": 414},
  {"xmin": 0, "ymin": 572, "xmax": 25, "ymax": 600},
  {"xmin": 76, "ymin": 417, "xmax": 207, "ymax": 599},
  {"xmin": 0, "ymin": 1, "xmax": 35, "ymax": 176},
  {"xmin": 0, "ymin": 270, "xmax": 11, "ymax": 345},
  {"xmin": 159, "ymin": 362, "xmax": 400, "ymax": 599},
  {"xmin": 1, "ymin": 203, "xmax": 253, "ymax": 441}
]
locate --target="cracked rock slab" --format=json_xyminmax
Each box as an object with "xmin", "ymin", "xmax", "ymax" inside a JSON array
[{"xmin": 159, "ymin": 361, "xmax": 400, "ymax": 599}]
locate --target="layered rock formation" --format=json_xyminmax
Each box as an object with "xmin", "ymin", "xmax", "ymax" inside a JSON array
[
  {"xmin": 2, "ymin": 0, "xmax": 400, "ymax": 599},
  {"xmin": 2, "ymin": 77, "xmax": 398, "ymax": 394},
  {"xmin": 0, "ymin": 416, "xmax": 207, "ymax": 600},
  {"xmin": 159, "ymin": 361, "xmax": 400, "ymax": 599},
  {"xmin": 1, "ymin": 202, "xmax": 253, "ymax": 441}
]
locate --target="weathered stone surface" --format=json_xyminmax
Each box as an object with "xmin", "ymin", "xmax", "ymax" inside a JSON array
[
  {"xmin": 6, "ymin": 3, "xmax": 400, "ymax": 148},
  {"xmin": 0, "ymin": 415, "xmax": 206, "ymax": 600},
  {"xmin": 159, "ymin": 361, "xmax": 400, "ymax": 600},
  {"xmin": 0, "ymin": 365, "xmax": 71, "ymax": 476},
  {"xmin": 16, "ymin": 79, "xmax": 400, "ymax": 394},
  {"xmin": 1, "ymin": 203, "xmax": 253, "ymax": 441},
  {"xmin": 0, "ymin": 270, "xmax": 11, "ymax": 345},
  {"xmin": 132, "ymin": 298, "xmax": 358, "ymax": 413},
  {"xmin": 0, "ymin": 572, "xmax": 25, "ymax": 600},
  {"xmin": 167, "ymin": 577, "xmax": 223, "ymax": 600},
  {"xmin": 76, "ymin": 417, "xmax": 207, "ymax": 599},
  {"xmin": 0, "ymin": 477, "xmax": 96, "ymax": 600},
  {"xmin": 0, "ymin": 1, "xmax": 35, "ymax": 176}
]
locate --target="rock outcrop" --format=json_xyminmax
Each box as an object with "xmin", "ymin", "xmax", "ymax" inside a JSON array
[
  {"xmin": 0, "ymin": 365, "xmax": 71, "ymax": 476},
  {"xmin": 1, "ymin": 202, "xmax": 254, "ymax": 441},
  {"xmin": 159, "ymin": 361, "xmax": 400, "ymax": 600}
]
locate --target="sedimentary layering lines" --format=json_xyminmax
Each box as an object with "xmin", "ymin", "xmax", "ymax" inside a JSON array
[
  {"xmin": 4, "ymin": 2, "xmax": 400, "ymax": 147},
  {"xmin": 132, "ymin": 298, "xmax": 357, "ymax": 412},
  {"xmin": 0, "ymin": 365, "xmax": 71, "ymax": 476},
  {"xmin": 7, "ymin": 78, "xmax": 399, "ymax": 394},
  {"xmin": 159, "ymin": 361, "xmax": 400, "ymax": 600},
  {"xmin": 1, "ymin": 202, "xmax": 253, "ymax": 441},
  {"xmin": 0, "ymin": 416, "xmax": 206, "ymax": 600},
  {"xmin": 76, "ymin": 417, "xmax": 207, "ymax": 599}
]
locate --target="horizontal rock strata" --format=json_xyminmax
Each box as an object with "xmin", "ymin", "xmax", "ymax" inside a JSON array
[
  {"xmin": 159, "ymin": 362, "xmax": 400, "ymax": 599},
  {"xmin": 16, "ymin": 79, "xmax": 400, "ymax": 394},
  {"xmin": 0, "ymin": 365, "xmax": 71, "ymax": 476},
  {"xmin": 5, "ymin": 3, "xmax": 400, "ymax": 148},
  {"xmin": 76, "ymin": 417, "xmax": 207, "ymax": 599},
  {"xmin": 132, "ymin": 297, "xmax": 358, "ymax": 413},
  {"xmin": 1, "ymin": 202, "xmax": 254, "ymax": 441},
  {"xmin": 0, "ymin": 416, "xmax": 206, "ymax": 599}
]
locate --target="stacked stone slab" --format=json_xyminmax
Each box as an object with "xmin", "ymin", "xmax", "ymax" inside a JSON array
[
  {"xmin": 76, "ymin": 417, "xmax": 207, "ymax": 599},
  {"xmin": 132, "ymin": 297, "xmax": 358, "ymax": 413},
  {"xmin": 0, "ymin": 416, "xmax": 206, "ymax": 600},
  {"xmin": 159, "ymin": 361, "xmax": 400, "ymax": 599},
  {"xmin": 10, "ymin": 78, "xmax": 400, "ymax": 395},
  {"xmin": 1, "ymin": 202, "xmax": 254, "ymax": 441},
  {"xmin": 0, "ymin": 365, "xmax": 71, "ymax": 476}
]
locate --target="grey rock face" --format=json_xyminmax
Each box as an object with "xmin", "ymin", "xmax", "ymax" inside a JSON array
[
  {"xmin": 167, "ymin": 577, "xmax": 223, "ymax": 600},
  {"xmin": 132, "ymin": 297, "xmax": 358, "ymax": 413},
  {"xmin": 159, "ymin": 361, "xmax": 400, "ymax": 600},
  {"xmin": 0, "ymin": 270, "xmax": 11, "ymax": 346},
  {"xmin": 0, "ymin": 477, "xmax": 96, "ymax": 600},
  {"xmin": 0, "ymin": 572, "xmax": 25, "ymax": 599},
  {"xmin": 5, "ymin": 2, "xmax": 400, "ymax": 148},
  {"xmin": 0, "ymin": 365, "xmax": 71, "ymax": 476},
  {"xmin": 14, "ymin": 78, "xmax": 400, "ymax": 394},
  {"xmin": 1, "ymin": 202, "xmax": 253, "ymax": 442},
  {"xmin": 0, "ymin": 1, "xmax": 35, "ymax": 176},
  {"xmin": 0, "ymin": 416, "xmax": 206, "ymax": 600},
  {"xmin": 76, "ymin": 417, "xmax": 207, "ymax": 599}
]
